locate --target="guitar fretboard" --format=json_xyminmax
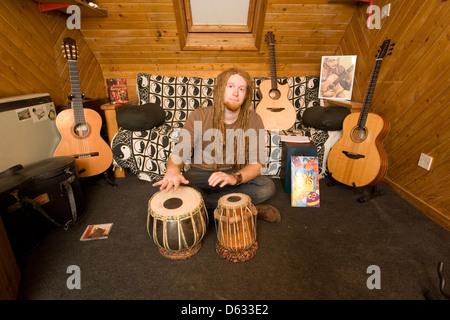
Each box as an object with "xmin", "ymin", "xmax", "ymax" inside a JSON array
[
  {"xmin": 358, "ymin": 58, "xmax": 383, "ymax": 129},
  {"xmin": 68, "ymin": 60, "xmax": 86, "ymax": 126},
  {"xmin": 269, "ymin": 43, "xmax": 278, "ymax": 90}
]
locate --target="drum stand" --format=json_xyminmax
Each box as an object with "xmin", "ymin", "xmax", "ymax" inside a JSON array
[
  {"xmin": 215, "ymin": 241, "xmax": 258, "ymax": 263},
  {"xmin": 158, "ymin": 242, "xmax": 203, "ymax": 260}
]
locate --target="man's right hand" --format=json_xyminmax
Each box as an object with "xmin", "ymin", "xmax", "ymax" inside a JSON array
[
  {"xmin": 152, "ymin": 171, "xmax": 189, "ymax": 192},
  {"xmin": 152, "ymin": 156, "xmax": 189, "ymax": 192}
]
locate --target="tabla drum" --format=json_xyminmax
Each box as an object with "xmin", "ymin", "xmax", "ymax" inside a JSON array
[
  {"xmin": 214, "ymin": 193, "xmax": 258, "ymax": 262},
  {"xmin": 147, "ymin": 186, "xmax": 208, "ymax": 260}
]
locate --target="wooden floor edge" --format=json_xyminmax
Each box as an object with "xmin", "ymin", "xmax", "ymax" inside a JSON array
[{"xmin": 383, "ymin": 178, "xmax": 450, "ymax": 232}]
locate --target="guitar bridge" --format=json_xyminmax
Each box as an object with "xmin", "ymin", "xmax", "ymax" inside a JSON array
[
  {"xmin": 267, "ymin": 107, "xmax": 285, "ymax": 112},
  {"xmin": 342, "ymin": 151, "xmax": 365, "ymax": 159},
  {"xmin": 72, "ymin": 152, "xmax": 100, "ymax": 159}
]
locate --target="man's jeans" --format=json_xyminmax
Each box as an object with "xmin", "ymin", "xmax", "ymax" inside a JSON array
[{"xmin": 183, "ymin": 167, "xmax": 276, "ymax": 209}]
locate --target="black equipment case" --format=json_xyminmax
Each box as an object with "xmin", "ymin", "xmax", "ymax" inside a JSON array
[{"xmin": 0, "ymin": 156, "xmax": 86, "ymax": 259}]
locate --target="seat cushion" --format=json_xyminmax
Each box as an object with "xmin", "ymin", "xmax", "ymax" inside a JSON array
[
  {"xmin": 117, "ymin": 103, "xmax": 165, "ymax": 131},
  {"xmin": 302, "ymin": 105, "xmax": 350, "ymax": 131}
]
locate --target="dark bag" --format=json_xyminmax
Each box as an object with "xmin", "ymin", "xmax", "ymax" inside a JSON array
[{"xmin": 0, "ymin": 156, "xmax": 86, "ymax": 259}]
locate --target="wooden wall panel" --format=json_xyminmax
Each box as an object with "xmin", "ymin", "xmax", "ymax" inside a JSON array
[
  {"xmin": 0, "ymin": 0, "xmax": 447, "ymax": 230},
  {"xmin": 336, "ymin": 0, "xmax": 450, "ymax": 229},
  {"xmin": 0, "ymin": 0, "xmax": 106, "ymax": 106},
  {"xmin": 85, "ymin": 0, "xmax": 359, "ymax": 102}
]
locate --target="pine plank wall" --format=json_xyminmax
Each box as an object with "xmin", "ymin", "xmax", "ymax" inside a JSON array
[{"xmin": 0, "ymin": 0, "xmax": 448, "ymax": 230}]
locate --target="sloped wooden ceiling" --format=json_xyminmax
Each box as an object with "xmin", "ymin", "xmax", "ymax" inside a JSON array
[
  {"xmin": 0, "ymin": 0, "xmax": 105, "ymax": 106},
  {"xmin": 80, "ymin": 0, "xmax": 359, "ymax": 98}
]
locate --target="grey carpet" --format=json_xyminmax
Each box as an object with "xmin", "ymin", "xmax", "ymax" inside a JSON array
[{"xmin": 16, "ymin": 173, "xmax": 450, "ymax": 301}]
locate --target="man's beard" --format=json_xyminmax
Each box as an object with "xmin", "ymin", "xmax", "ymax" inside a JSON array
[{"xmin": 225, "ymin": 100, "xmax": 243, "ymax": 111}]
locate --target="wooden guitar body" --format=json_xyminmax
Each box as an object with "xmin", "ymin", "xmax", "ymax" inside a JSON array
[
  {"xmin": 55, "ymin": 37, "xmax": 113, "ymax": 178},
  {"xmin": 54, "ymin": 108, "xmax": 113, "ymax": 178},
  {"xmin": 255, "ymin": 31, "xmax": 297, "ymax": 131},
  {"xmin": 256, "ymin": 80, "xmax": 296, "ymax": 130},
  {"xmin": 327, "ymin": 112, "xmax": 390, "ymax": 187}
]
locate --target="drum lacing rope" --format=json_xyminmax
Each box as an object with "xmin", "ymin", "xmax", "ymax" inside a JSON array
[{"xmin": 216, "ymin": 206, "xmax": 255, "ymax": 251}]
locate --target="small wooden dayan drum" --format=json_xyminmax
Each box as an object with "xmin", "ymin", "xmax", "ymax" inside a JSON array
[
  {"xmin": 147, "ymin": 186, "xmax": 208, "ymax": 260},
  {"xmin": 214, "ymin": 193, "xmax": 258, "ymax": 262}
]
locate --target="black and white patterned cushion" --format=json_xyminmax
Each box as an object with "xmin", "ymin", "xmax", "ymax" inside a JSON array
[{"xmin": 111, "ymin": 73, "xmax": 328, "ymax": 182}]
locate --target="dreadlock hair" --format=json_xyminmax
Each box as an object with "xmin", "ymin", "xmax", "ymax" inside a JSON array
[{"xmin": 203, "ymin": 67, "xmax": 254, "ymax": 171}]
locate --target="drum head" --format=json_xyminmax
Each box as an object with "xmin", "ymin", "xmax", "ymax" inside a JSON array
[
  {"xmin": 218, "ymin": 193, "xmax": 249, "ymax": 208},
  {"xmin": 149, "ymin": 186, "xmax": 202, "ymax": 219}
]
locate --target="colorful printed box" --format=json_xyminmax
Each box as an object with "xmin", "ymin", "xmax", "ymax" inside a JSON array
[{"xmin": 291, "ymin": 156, "xmax": 320, "ymax": 207}]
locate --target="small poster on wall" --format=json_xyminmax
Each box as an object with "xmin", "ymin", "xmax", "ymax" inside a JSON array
[
  {"xmin": 319, "ymin": 55, "xmax": 356, "ymax": 100},
  {"xmin": 107, "ymin": 78, "xmax": 129, "ymax": 104}
]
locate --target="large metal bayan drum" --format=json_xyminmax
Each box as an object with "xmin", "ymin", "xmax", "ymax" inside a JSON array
[
  {"xmin": 147, "ymin": 186, "xmax": 208, "ymax": 260},
  {"xmin": 214, "ymin": 193, "xmax": 258, "ymax": 262}
]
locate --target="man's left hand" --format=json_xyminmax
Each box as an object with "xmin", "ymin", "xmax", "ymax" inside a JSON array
[{"xmin": 208, "ymin": 171, "xmax": 237, "ymax": 188}]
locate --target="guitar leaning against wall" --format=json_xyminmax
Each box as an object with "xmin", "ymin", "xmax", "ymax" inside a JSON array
[
  {"xmin": 256, "ymin": 31, "xmax": 297, "ymax": 131},
  {"xmin": 54, "ymin": 37, "xmax": 113, "ymax": 178},
  {"xmin": 327, "ymin": 39, "xmax": 394, "ymax": 188}
]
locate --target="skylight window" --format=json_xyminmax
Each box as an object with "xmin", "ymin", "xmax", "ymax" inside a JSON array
[{"xmin": 173, "ymin": 0, "xmax": 267, "ymax": 51}]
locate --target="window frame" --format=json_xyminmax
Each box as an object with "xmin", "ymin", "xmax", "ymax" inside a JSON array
[{"xmin": 172, "ymin": 0, "xmax": 267, "ymax": 51}]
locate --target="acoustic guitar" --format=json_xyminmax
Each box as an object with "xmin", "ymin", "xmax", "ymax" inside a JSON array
[
  {"xmin": 54, "ymin": 37, "xmax": 113, "ymax": 178},
  {"xmin": 327, "ymin": 39, "xmax": 394, "ymax": 187},
  {"xmin": 256, "ymin": 32, "xmax": 296, "ymax": 131}
]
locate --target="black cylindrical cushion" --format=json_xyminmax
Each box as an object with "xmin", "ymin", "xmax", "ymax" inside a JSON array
[
  {"xmin": 302, "ymin": 105, "xmax": 351, "ymax": 131},
  {"xmin": 117, "ymin": 103, "xmax": 165, "ymax": 131}
]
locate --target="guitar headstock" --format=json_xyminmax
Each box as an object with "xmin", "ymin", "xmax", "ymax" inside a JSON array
[
  {"xmin": 265, "ymin": 31, "xmax": 275, "ymax": 45},
  {"xmin": 62, "ymin": 37, "xmax": 78, "ymax": 61},
  {"xmin": 376, "ymin": 39, "xmax": 395, "ymax": 59}
]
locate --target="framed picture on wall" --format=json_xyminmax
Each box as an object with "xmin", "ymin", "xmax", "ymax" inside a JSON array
[{"xmin": 319, "ymin": 55, "xmax": 356, "ymax": 100}]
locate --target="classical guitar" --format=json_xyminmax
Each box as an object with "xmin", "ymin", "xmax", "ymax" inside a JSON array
[
  {"xmin": 54, "ymin": 37, "xmax": 113, "ymax": 177},
  {"xmin": 327, "ymin": 39, "xmax": 394, "ymax": 187},
  {"xmin": 256, "ymin": 32, "xmax": 296, "ymax": 131}
]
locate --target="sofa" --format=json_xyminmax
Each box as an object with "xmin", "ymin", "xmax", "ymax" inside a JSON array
[{"xmin": 110, "ymin": 73, "xmax": 348, "ymax": 182}]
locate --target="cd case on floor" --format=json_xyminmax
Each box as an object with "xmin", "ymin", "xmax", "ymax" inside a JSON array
[{"xmin": 80, "ymin": 223, "xmax": 114, "ymax": 241}]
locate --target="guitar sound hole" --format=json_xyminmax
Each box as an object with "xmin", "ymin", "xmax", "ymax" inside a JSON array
[
  {"xmin": 73, "ymin": 123, "xmax": 89, "ymax": 139},
  {"xmin": 351, "ymin": 127, "xmax": 367, "ymax": 143},
  {"xmin": 269, "ymin": 89, "xmax": 281, "ymax": 100}
]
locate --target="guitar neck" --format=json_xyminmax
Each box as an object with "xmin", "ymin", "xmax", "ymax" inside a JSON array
[
  {"xmin": 269, "ymin": 43, "xmax": 278, "ymax": 90},
  {"xmin": 67, "ymin": 60, "xmax": 85, "ymax": 125},
  {"xmin": 358, "ymin": 58, "xmax": 383, "ymax": 128}
]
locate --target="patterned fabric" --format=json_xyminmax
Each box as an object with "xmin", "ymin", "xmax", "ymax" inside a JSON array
[{"xmin": 111, "ymin": 73, "xmax": 328, "ymax": 182}]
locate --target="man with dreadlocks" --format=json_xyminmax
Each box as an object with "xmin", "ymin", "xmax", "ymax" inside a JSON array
[{"xmin": 153, "ymin": 67, "xmax": 281, "ymax": 223}]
